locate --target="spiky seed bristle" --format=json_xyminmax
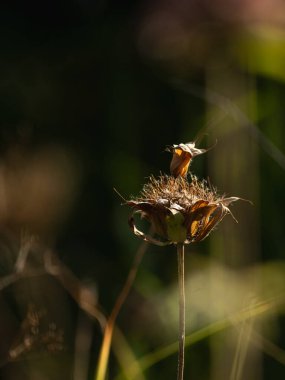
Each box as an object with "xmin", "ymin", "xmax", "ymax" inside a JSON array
[{"xmin": 133, "ymin": 175, "xmax": 224, "ymax": 207}]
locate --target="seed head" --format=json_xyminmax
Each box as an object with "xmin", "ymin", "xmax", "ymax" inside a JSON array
[{"xmin": 127, "ymin": 175, "xmax": 241, "ymax": 246}]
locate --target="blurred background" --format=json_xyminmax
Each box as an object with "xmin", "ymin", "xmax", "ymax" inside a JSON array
[{"xmin": 0, "ymin": 0, "xmax": 285, "ymax": 379}]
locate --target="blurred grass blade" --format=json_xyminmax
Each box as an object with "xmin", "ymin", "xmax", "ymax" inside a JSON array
[
  {"xmin": 230, "ymin": 297, "xmax": 256, "ymax": 380},
  {"xmin": 95, "ymin": 239, "xmax": 149, "ymax": 380},
  {"xmin": 112, "ymin": 327, "xmax": 146, "ymax": 380},
  {"xmin": 114, "ymin": 296, "xmax": 278, "ymax": 380}
]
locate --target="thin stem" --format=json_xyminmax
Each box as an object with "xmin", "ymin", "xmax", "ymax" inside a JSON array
[
  {"xmin": 95, "ymin": 239, "xmax": 148, "ymax": 380},
  {"xmin": 44, "ymin": 251, "xmax": 106, "ymax": 331},
  {"xmin": 177, "ymin": 243, "xmax": 185, "ymax": 380}
]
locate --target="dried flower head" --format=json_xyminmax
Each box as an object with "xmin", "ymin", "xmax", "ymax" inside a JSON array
[
  {"xmin": 166, "ymin": 142, "xmax": 207, "ymax": 178},
  {"xmin": 127, "ymin": 175, "xmax": 241, "ymax": 246}
]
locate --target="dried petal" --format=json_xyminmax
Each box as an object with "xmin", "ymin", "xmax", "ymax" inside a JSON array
[
  {"xmin": 167, "ymin": 142, "xmax": 207, "ymax": 178},
  {"xmin": 127, "ymin": 200, "xmax": 188, "ymax": 244},
  {"xmin": 189, "ymin": 204, "xmax": 225, "ymax": 242},
  {"xmin": 184, "ymin": 201, "xmax": 219, "ymax": 242},
  {"xmin": 127, "ymin": 200, "xmax": 169, "ymax": 238},
  {"xmin": 128, "ymin": 212, "xmax": 171, "ymax": 246}
]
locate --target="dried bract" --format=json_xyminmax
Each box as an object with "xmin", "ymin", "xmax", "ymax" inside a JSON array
[{"xmin": 167, "ymin": 142, "xmax": 207, "ymax": 178}]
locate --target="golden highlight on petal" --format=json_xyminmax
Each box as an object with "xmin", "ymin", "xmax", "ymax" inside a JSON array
[
  {"xmin": 167, "ymin": 142, "xmax": 207, "ymax": 178},
  {"xmin": 170, "ymin": 148, "xmax": 191, "ymax": 178},
  {"xmin": 185, "ymin": 202, "xmax": 225, "ymax": 243}
]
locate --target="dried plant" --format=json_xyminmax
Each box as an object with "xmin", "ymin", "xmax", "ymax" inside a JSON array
[
  {"xmin": 9, "ymin": 304, "xmax": 65, "ymax": 361},
  {"xmin": 125, "ymin": 141, "xmax": 244, "ymax": 380},
  {"xmin": 128, "ymin": 174, "xmax": 240, "ymax": 246}
]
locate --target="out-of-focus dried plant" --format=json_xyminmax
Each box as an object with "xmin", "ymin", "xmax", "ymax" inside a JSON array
[
  {"xmin": 0, "ymin": 233, "xmax": 107, "ymax": 375},
  {"xmin": 8, "ymin": 303, "xmax": 65, "ymax": 360}
]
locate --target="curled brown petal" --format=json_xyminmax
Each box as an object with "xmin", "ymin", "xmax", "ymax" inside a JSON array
[
  {"xmin": 192, "ymin": 205, "xmax": 225, "ymax": 242},
  {"xmin": 128, "ymin": 212, "xmax": 172, "ymax": 246},
  {"xmin": 188, "ymin": 200, "xmax": 209, "ymax": 212},
  {"xmin": 170, "ymin": 148, "xmax": 191, "ymax": 178},
  {"xmin": 167, "ymin": 142, "xmax": 208, "ymax": 178},
  {"xmin": 127, "ymin": 200, "xmax": 170, "ymax": 238},
  {"xmin": 185, "ymin": 202, "xmax": 220, "ymax": 242}
]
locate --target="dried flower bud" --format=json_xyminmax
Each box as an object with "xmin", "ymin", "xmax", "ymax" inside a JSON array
[
  {"xmin": 127, "ymin": 175, "xmax": 243, "ymax": 246},
  {"xmin": 167, "ymin": 142, "xmax": 207, "ymax": 178}
]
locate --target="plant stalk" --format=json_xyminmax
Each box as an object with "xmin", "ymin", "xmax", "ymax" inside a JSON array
[
  {"xmin": 95, "ymin": 239, "xmax": 148, "ymax": 380},
  {"xmin": 177, "ymin": 243, "xmax": 185, "ymax": 380}
]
